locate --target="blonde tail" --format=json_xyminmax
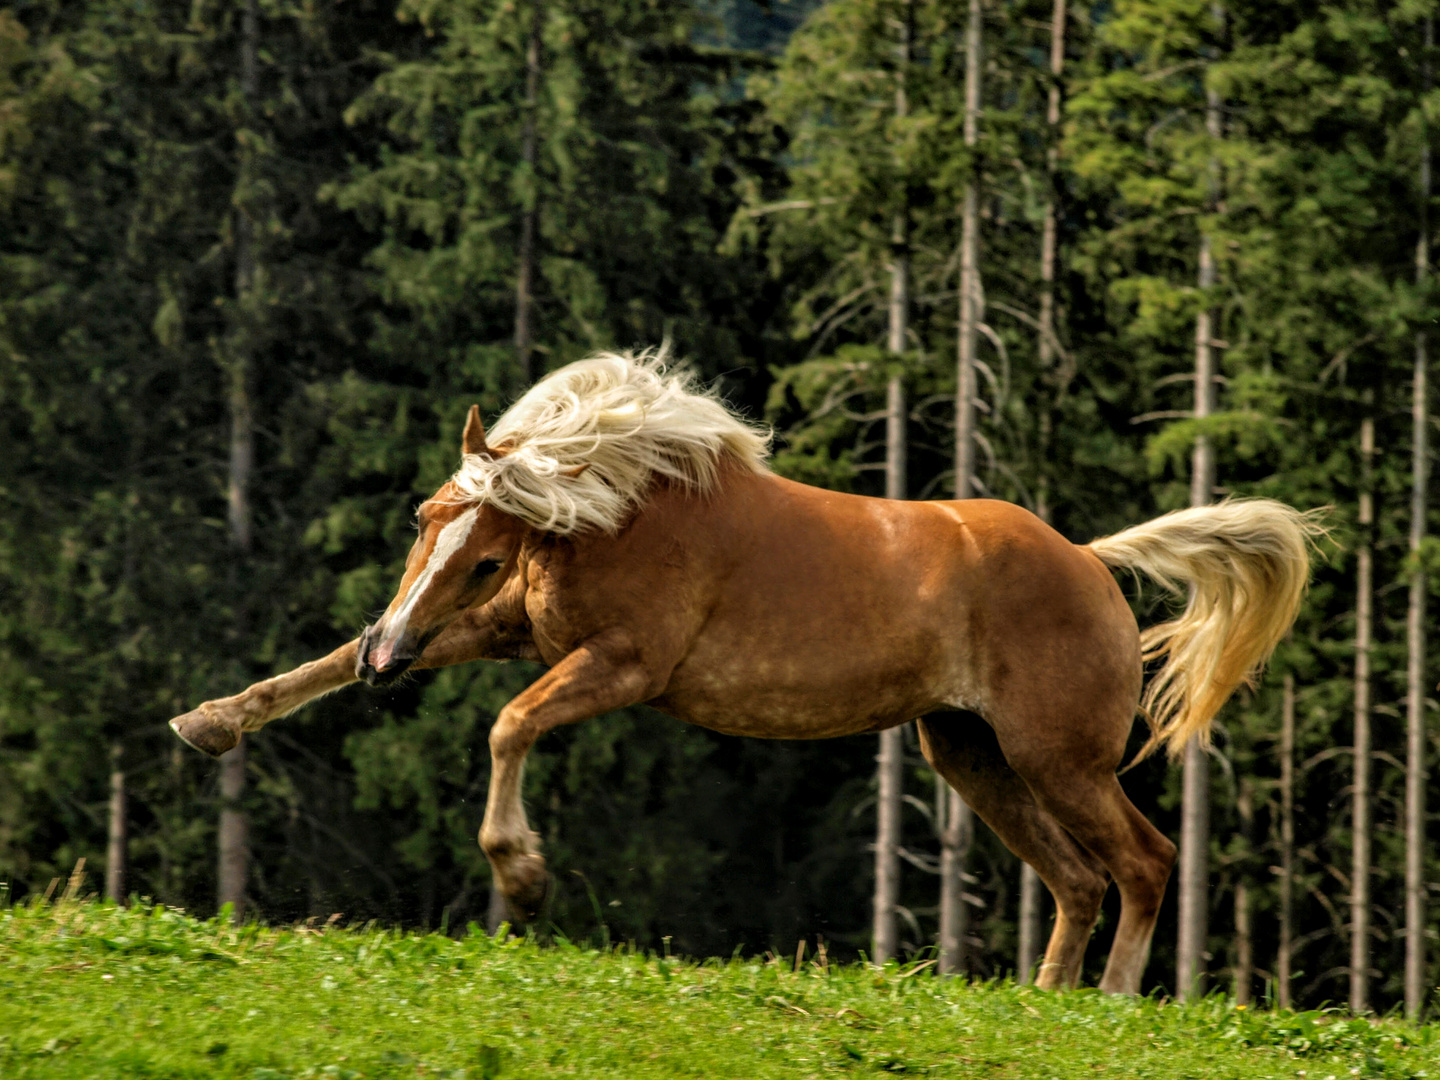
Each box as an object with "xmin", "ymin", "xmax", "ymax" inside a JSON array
[{"xmin": 1087, "ymin": 498, "xmax": 1327, "ymax": 762}]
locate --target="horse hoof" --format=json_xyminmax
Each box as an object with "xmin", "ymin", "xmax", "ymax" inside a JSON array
[
  {"xmin": 170, "ymin": 708, "xmax": 241, "ymax": 758},
  {"xmin": 504, "ymin": 863, "xmax": 553, "ymax": 924}
]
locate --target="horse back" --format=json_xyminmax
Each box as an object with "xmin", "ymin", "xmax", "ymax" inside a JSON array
[{"xmin": 567, "ymin": 470, "xmax": 1142, "ymax": 741}]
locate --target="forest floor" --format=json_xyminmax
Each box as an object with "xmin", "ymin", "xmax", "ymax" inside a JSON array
[{"xmin": 0, "ymin": 901, "xmax": 1434, "ymax": 1079}]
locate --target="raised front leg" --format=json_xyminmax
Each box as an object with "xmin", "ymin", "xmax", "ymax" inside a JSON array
[
  {"xmin": 481, "ymin": 632, "xmax": 654, "ymax": 922},
  {"xmin": 170, "ymin": 641, "xmax": 360, "ymax": 757},
  {"xmin": 170, "ymin": 601, "xmax": 534, "ymax": 758}
]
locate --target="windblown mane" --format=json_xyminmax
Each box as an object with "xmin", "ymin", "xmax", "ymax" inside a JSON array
[{"xmin": 450, "ymin": 350, "xmax": 771, "ymax": 534}]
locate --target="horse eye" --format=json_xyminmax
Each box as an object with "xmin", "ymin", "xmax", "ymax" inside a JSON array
[{"xmin": 472, "ymin": 559, "xmax": 502, "ymax": 580}]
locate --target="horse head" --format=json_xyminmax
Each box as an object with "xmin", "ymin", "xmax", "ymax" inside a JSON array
[{"xmin": 357, "ymin": 406, "xmax": 525, "ymax": 686}]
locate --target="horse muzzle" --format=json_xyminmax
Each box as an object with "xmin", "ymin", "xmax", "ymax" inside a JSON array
[{"xmin": 356, "ymin": 624, "xmax": 417, "ymax": 687}]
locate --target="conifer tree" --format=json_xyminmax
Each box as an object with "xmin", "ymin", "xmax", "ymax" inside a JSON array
[
  {"xmin": 1277, "ymin": 672, "xmax": 1295, "ymax": 1008},
  {"xmin": 1018, "ymin": 0, "xmax": 1068, "ymax": 984},
  {"xmin": 217, "ymin": 0, "xmax": 262, "ymax": 925},
  {"xmin": 939, "ymin": 0, "xmax": 985, "ymax": 978},
  {"xmin": 1173, "ymin": 2, "xmax": 1226, "ymax": 1001},
  {"xmin": 104, "ymin": 743, "xmax": 126, "ymax": 904},
  {"xmin": 1405, "ymin": 13, "xmax": 1433, "ymax": 1021},
  {"xmin": 514, "ymin": 0, "xmax": 544, "ymax": 385},
  {"xmin": 1352, "ymin": 413, "xmax": 1374, "ymax": 1011},
  {"xmin": 874, "ymin": 0, "xmax": 914, "ymax": 969}
]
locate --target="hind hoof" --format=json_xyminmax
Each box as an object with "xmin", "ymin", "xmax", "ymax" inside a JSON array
[{"xmin": 170, "ymin": 707, "xmax": 241, "ymax": 758}]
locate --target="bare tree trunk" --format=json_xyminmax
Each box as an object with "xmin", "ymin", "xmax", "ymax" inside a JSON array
[
  {"xmin": 937, "ymin": 773, "xmax": 969, "ymax": 974},
  {"xmin": 514, "ymin": 0, "xmax": 543, "ymax": 386},
  {"xmin": 935, "ymin": 0, "xmax": 984, "ymax": 979},
  {"xmin": 1016, "ymin": 865, "xmax": 1044, "ymax": 983},
  {"xmin": 1018, "ymin": 0, "xmax": 1067, "ymax": 978},
  {"xmin": 1406, "ymin": 22, "xmax": 1432, "ymax": 1018},
  {"xmin": 218, "ymin": 742, "xmax": 248, "ymax": 920},
  {"xmin": 874, "ymin": 6, "xmax": 913, "ymax": 967},
  {"xmin": 1176, "ymin": 23, "xmax": 1222, "ymax": 1000},
  {"xmin": 228, "ymin": 0, "xmax": 257, "ymax": 556},
  {"xmin": 1278, "ymin": 672, "xmax": 1295, "ymax": 1010},
  {"xmin": 873, "ymin": 727, "xmax": 904, "ymax": 965},
  {"xmin": 1175, "ymin": 234, "xmax": 1215, "ymax": 999},
  {"xmin": 1034, "ymin": 0, "xmax": 1068, "ymax": 523},
  {"xmin": 105, "ymin": 742, "xmax": 126, "ymax": 904},
  {"xmin": 218, "ymin": 0, "xmax": 259, "ymax": 925},
  {"xmin": 1233, "ymin": 777, "xmax": 1253, "ymax": 1006},
  {"xmin": 955, "ymin": 0, "xmax": 982, "ymax": 503},
  {"xmin": 886, "ymin": 0, "xmax": 912, "ymax": 503},
  {"xmin": 1176, "ymin": 741, "xmax": 1209, "ymax": 1001},
  {"xmin": 1036, "ymin": 0, "xmax": 1066, "ymax": 374},
  {"xmin": 1351, "ymin": 413, "xmax": 1374, "ymax": 1013}
]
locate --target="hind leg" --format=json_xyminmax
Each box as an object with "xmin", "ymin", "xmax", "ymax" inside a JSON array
[
  {"xmin": 1013, "ymin": 761, "xmax": 1176, "ymax": 995},
  {"xmin": 918, "ymin": 712, "xmax": 1109, "ymax": 990},
  {"xmin": 986, "ymin": 689, "xmax": 1176, "ymax": 995},
  {"xmin": 978, "ymin": 620, "xmax": 1175, "ymax": 994}
]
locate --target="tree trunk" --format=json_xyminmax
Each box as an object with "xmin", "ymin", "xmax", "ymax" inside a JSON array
[
  {"xmin": 1034, "ymin": 0, "xmax": 1068, "ymax": 523},
  {"xmin": 218, "ymin": 742, "xmax": 248, "ymax": 920},
  {"xmin": 1016, "ymin": 864, "xmax": 1044, "ymax": 983},
  {"xmin": 873, "ymin": 726, "xmax": 904, "ymax": 965},
  {"xmin": 955, "ymin": 0, "xmax": 982, "ymax": 503},
  {"xmin": 1351, "ymin": 412, "xmax": 1374, "ymax": 1013},
  {"xmin": 1406, "ymin": 15, "xmax": 1433, "ymax": 1021},
  {"xmin": 105, "ymin": 742, "xmax": 126, "ymax": 904},
  {"xmin": 218, "ymin": 0, "xmax": 259, "ymax": 925},
  {"xmin": 1176, "ymin": 235, "xmax": 1215, "ymax": 999},
  {"xmin": 228, "ymin": 0, "xmax": 257, "ymax": 556},
  {"xmin": 935, "ymin": 0, "xmax": 984, "ymax": 978},
  {"xmin": 1233, "ymin": 777, "xmax": 1253, "ymax": 1006},
  {"xmin": 1018, "ymin": 0, "xmax": 1066, "ymax": 978},
  {"xmin": 874, "ymin": 5, "xmax": 913, "ymax": 967},
  {"xmin": 1278, "ymin": 672, "xmax": 1295, "ymax": 1010},
  {"xmin": 514, "ymin": 0, "xmax": 543, "ymax": 386},
  {"xmin": 1176, "ymin": 25, "xmax": 1222, "ymax": 1000},
  {"xmin": 937, "ymin": 773, "xmax": 969, "ymax": 974},
  {"xmin": 1175, "ymin": 741, "xmax": 1209, "ymax": 1001},
  {"xmin": 1407, "ymin": 21, "xmax": 1432, "ymax": 1017}
]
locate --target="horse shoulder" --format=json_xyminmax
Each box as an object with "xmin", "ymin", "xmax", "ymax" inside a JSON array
[
  {"xmin": 480, "ymin": 562, "xmax": 544, "ymax": 662},
  {"xmin": 519, "ymin": 498, "xmax": 723, "ymax": 675}
]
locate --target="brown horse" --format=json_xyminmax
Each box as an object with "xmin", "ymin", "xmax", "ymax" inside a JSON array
[{"xmin": 171, "ymin": 352, "xmax": 1321, "ymax": 994}]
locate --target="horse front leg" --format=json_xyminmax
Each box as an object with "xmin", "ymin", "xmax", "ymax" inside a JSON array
[
  {"xmin": 481, "ymin": 633, "xmax": 654, "ymax": 922},
  {"xmin": 170, "ymin": 641, "xmax": 361, "ymax": 757},
  {"xmin": 170, "ymin": 604, "xmax": 530, "ymax": 757}
]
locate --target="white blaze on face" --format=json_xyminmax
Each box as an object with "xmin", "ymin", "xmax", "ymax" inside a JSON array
[{"xmin": 379, "ymin": 506, "xmax": 481, "ymax": 655}]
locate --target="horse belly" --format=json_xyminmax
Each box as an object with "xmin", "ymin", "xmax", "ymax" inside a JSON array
[
  {"xmin": 652, "ymin": 632, "xmax": 950, "ymax": 740},
  {"xmin": 634, "ymin": 476, "xmax": 987, "ymax": 738}
]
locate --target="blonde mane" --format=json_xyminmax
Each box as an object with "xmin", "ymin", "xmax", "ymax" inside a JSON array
[{"xmin": 450, "ymin": 350, "xmax": 771, "ymax": 534}]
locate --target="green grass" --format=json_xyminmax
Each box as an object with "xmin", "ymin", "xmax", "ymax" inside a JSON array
[{"xmin": 1, "ymin": 902, "xmax": 1435, "ymax": 1079}]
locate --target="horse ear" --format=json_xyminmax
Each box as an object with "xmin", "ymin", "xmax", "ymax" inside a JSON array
[{"xmin": 462, "ymin": 405, "xmax": 489, "ymax": 457}]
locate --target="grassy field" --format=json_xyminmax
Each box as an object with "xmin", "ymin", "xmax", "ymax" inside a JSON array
[{"xmin": 1, "ymin": 901, "xmax": 1435, "ymax": 1079}]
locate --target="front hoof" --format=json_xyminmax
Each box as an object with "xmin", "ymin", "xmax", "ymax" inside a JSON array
[
  {"xmin": 170, "ymin": 707, "xmax": 241, "ymax": 758},
  {"xmin": 503, "ymin": 856, "xmax": 552, "ymax": 924}
]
